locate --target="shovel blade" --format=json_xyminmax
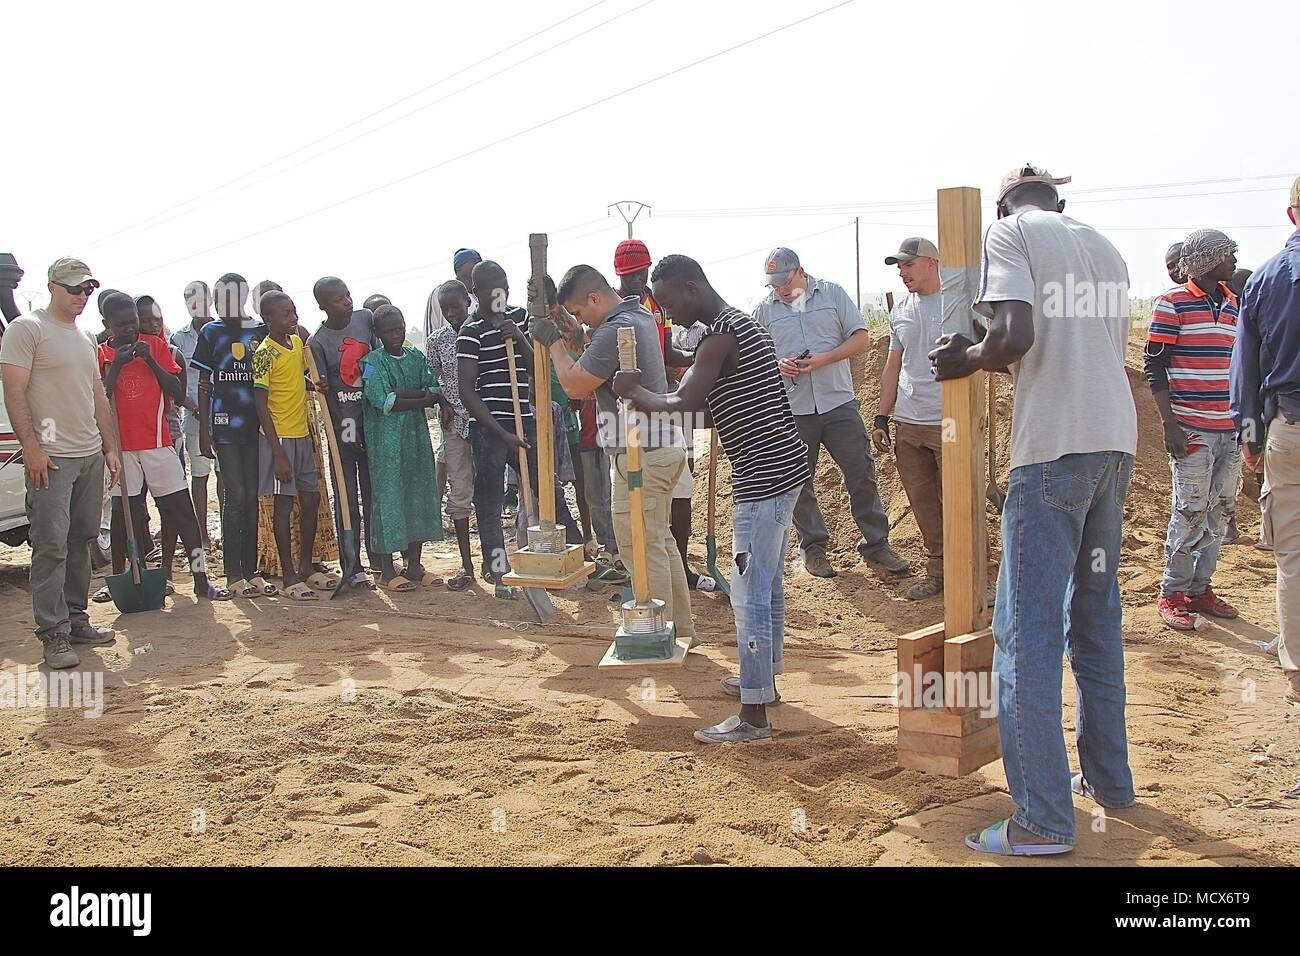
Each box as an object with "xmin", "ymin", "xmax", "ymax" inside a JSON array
[
  {"xmin": 331, "ymin": 529, "xmax": 360, "ymax": 600},
  {"xmin": 523, "ymin": 587, "xmax": 556, "ymax": 623},
  {"xmin": 106, "ymin": 565, "xmax": 168, "ymax": 614}
]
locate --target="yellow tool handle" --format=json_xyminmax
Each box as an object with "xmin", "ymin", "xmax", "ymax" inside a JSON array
[{"xmin": 617, "ymin": 326, "xmax": 651, "ymax": 603}]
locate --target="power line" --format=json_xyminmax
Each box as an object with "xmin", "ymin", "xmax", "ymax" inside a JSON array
[
  {"xmin": 114, "ymin": 0, "xmax": 858, "ymax": 283},
  {"xmin": 75, "ymin": 0, "xmax": 613, "ymax": 253}
]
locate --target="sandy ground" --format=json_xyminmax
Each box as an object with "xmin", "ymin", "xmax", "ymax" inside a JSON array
[{"xmin": 1, "ymin": 340, "xmax": 1297, "ymax": 866}]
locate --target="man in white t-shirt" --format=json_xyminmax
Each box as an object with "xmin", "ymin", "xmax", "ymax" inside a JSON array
[
  {"xmin": 930, "ymin": 166, "xmax": 1137, "ymax": 858},
  {"xmin": 874, "ymin": 238, "xmax": 945, "ymax": 600}
]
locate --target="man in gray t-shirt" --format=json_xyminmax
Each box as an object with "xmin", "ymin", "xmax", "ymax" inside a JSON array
[
  {"xmin": 542, "ymin": 264, "xmax": 695, "ymax": 645},
  {"xmin": 753, "ymin": 247, "xmax": 909, "ymax": 579},
  {"xmin": 931, "ymin": 165, "xmax": 1136, "ymax": 857},
  {"xmin": 874, "ymin": 238, "xmax": 946, "ymax": 598}
]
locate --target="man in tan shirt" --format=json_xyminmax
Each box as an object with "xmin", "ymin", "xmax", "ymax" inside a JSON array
[{"xmin": 0, "ymin": 258, "xmax": 121, "ymax": 669}]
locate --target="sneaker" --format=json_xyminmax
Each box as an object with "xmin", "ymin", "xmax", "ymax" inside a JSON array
[
  {"xmin": 69, "ymin": 623, "xmax": 116, "ymax": 646},
  {"xmin": 1157, "ymin": 592, "xmax": 1195, "ymax": 630},
  {"xmin": 858, "ymin": 542, "xmax": 912, "ymax": 575},
  {"xmin": 41, "ymin": 633, "xmax": 79, "ymax": 669},
  {"xmin": 905, "ymin": 576, "xmax": 943, "ymax": 601},
  {"xmin": 803, "ymin": 550, "xmax": 837, "ymax": 578},
  {"xmin": 1187, "ymin": 586, "xmax": 1238, "ymax": 619}
]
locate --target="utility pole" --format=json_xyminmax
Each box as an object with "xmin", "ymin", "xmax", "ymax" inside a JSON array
[
  {"xmin": 854, "ymin": 216, "xmax": 861, "ymax": 311},
  {"xmin": 608, "ymin": 201, "xmax": 652, "ymax": 239}
]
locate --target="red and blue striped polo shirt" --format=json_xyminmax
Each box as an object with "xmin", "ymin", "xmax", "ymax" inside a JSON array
[{"xmin": 1147, "ymin": 280, "xmax": 1239, "ymax": 432}]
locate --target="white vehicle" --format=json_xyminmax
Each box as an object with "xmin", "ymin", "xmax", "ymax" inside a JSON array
[{"xmin": 0, "ymin": 376, "xmax": 29, "ymax": 546}]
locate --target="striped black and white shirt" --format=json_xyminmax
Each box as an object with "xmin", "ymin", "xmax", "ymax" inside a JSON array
[
  {"xmin": 456, "ymin": 306, "xmax": 532, "ymax": 429},
  {"xmin": 705, "ymin": 307, "xmax": 809, "ymax": 503}
]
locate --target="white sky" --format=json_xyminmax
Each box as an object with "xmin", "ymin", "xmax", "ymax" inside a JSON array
[{"xmin": 7, "ymin": 0, "xmax": 1297, "ymax": 338}]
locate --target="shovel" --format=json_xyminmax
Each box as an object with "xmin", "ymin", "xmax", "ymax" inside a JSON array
[
  {"xmin": 705, "ymin": 428, "xmax": 730, "ymax": 596},
  {"xmin": 503, "ymin": 337, "xmax": 557, "ymax": 623},
  {"xmin": 105, "ymin": 412, "xmax": 167, "ymax": 613},
  {"xmin": 305, "ymin": 348, "xmax": 360, "ymax": 598}
]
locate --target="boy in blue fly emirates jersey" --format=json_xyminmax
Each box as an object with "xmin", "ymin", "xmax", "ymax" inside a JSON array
[{"xmin": 191, "ymin": 273, "xmax": 273, "ymax": 597}]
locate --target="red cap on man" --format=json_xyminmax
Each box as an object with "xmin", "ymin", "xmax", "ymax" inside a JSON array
[{"xmin": 614, "ymin": 239, "xmax": 652, "ymax": 276}]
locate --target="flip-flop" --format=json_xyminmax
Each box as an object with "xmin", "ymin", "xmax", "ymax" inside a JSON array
[
  {"xmin": 964, "ymin": 818, "xmax": 1073, "ymax": 856},
  {"xmin": 164, "ymin": 580, "xmax": 176, "ymax": 596},
  {"xmin": 383, "ymin": 576, "xmax": 417, "ymax": 592},
  {"xmin": 229, "ymin": 579, "xmax": 260, "ymax": 598},
  {"xmin": 693, "ymin": 715, "xmax": 772, "ymax": 744},
  {"xmin": 418, "ymin": 572, "xmax": 444, "ymax": 588},
  {"xmin": 306, "ymin": 571, "xmax": 340, "ymax": 591},
  {"xmin": 248, "ymin": 576, "xmax": 279, "ymax": 596},
  {"xmin": 92, "ymin": 586, "xmax": 113, "ymax": 603},
  {"xmin": 283, "ymin": 582, "xmax": 319, "ymax": 601},
  {"xmin": 447, "ymin": 572, "xmax": 474, "ymax": 592},
  {"xmin": 694, "ymin": 575, "xmax": 718, "ymax": 592}
]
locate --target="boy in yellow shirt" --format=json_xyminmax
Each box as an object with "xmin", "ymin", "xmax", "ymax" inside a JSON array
[{"xmin": 253, "ymin": 291, "xmax": 322, "ymax": 599}]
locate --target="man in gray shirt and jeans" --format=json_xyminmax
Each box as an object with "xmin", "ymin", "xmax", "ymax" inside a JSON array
[{"xmin": 754, "ymin": 248, "xmax": 909, "ymax": 578}]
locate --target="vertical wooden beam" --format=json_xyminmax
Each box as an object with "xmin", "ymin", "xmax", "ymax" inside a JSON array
[
  {"xmin": 937, "ymin": 187, "xmax": 990, "ymax": 638},
  {"xmin": 529, "ymin": 233, "xmax": 555, "ymax": 529}
]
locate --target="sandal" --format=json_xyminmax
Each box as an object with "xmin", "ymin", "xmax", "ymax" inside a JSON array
[
  {"xmin": 346, "ymin": 571, "xmax": 377, "ymax": 591},
  {"xmin": 447, "ymin": 572, "xmax": 474, "ymax": 592},
  {"xmin": 283, "ymin": 581, "xmax": 319, "ymax": 601},
  {"xmin": 247, "ymin": 575, "xmax": 279, "ymax": 596},
  {"xmin": 92, "ymin": 586, "xmax": 113, "ymax": 603},
  {"xmin": 306, "ymin": 571, "xmax": 340, "ymax": 591},
  {"xmin": 419, "ymin": 572, "xmax": 444, "ymax": 588},
  {"xmin": 229, "ymin": 579, "xmax": 260, "ymax": 598},
  {"xmin": 964, "ymin": 818, "xmax": 1072, "ymax": 857},
  {"xmin": 164, "ymin": 580, "xmax": 176, "ymax": 596},
  {"xmin": 198, "ymin": 581, "xmax": 233, "ymax": 601},
  {"xmin": 694, "ymin": 575, "xmax": 718, "ymax": 592},
  {"xmin": 383, "ymin": 576, "xmax": 417, "ymax": 592}
]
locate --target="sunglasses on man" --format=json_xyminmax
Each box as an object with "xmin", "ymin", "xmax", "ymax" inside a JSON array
[{"xmin": 56, "ymin": 281, "xmax": 100, "ymax": 297}]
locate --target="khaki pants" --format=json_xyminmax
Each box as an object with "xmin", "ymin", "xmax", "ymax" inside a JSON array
[
  {"xmin": 1263, "ymin": 414, "xmax": 1300, "ymax": 676},
  {"xmin": 444, "ymin": 431, "xmax": 475, "ymax": 521},
  {"xmin": 894, "ymin": 422, "xmax": 944, "ymax": 578},
  {"xmin": 612, "ymin": 445, "xmax": 695, "ymax": 640}
]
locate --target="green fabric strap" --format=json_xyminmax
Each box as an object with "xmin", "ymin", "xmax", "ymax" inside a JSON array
[{"xmin": 627, "ymin": 469, "xmax": 643, "ymax": 492}]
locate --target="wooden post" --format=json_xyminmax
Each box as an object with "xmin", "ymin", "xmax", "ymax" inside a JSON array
[
  {"xmin": 529, "ymin": 234, "xmax": 556, "ymax": 530},
  {"xmin": 895, "ymin": 186, "xmax": 999, "ymax": 777},
  {"xmin": 618, "ymin": 326, "xmax": 652, "ymax": 604},
  {"xmin": 938, "ymin": 186, "xmax": 990, "ymax": 638}
]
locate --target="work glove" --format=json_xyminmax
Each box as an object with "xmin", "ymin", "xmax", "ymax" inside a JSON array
[
  {"xmin": 871, "ymin": 414, "xmax": 892, "ymax": 453},
  {"xmin": 531, "ymin": 314, "xmax": 562, "ymax": 348}
]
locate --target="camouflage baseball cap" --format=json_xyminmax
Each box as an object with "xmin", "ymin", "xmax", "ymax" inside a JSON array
[
  {"xmin": 47, "ymin": 257, "xmax": 96, "ymax": 286},
  {"xmin": 997, "ymin": 164, "xmax": 1072, "ymax": 203}
]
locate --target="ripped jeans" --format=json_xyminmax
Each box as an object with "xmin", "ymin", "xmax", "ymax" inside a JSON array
[
  {"xmin": 731, "ymin": 486, "xmax": 800, "ymax": 705},
  {"xmin": 1161, "ymin": 429, "xmax": 1241, "ymax": 598}
]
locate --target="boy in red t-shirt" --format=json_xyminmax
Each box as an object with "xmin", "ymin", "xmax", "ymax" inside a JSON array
[{"xmin": 97, "ymin": 292, "xmax": 229, "ymax": 601}]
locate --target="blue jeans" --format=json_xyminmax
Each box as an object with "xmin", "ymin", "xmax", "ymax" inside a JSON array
[
  {"xmin": 1161, "ymin": 429, "xmax": 1241, "ymax": 597},
  {"xmin": 732, "ymin": 487, "xmax": 799, "ymax": 705},
  {"xmin": 995, "ymin": 451, "xmax": 1136, "ymax": 845}
]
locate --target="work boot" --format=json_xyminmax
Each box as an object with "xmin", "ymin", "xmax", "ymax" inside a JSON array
[
  {"xmin": 802, "ymin": 550, "xmax": 837, "ymax": 579},
  {"xmin": 1186, "ymin": 586, "xmax": 1238, "ymax": 619},
  {"xmin": 69, "ymin": 623, "xmax": 116, "ymax": 646},
  {"xmin": 40, "ymin": 633, "xmax": 79, "ymax": 670},
  {"xmin": 905, "ymin": 576, "xmax": 943, "ymax": 601},
  {"xmin": 1157, "ymin": 592, "xmax": 1195, "ymax": 630},
  {"xmin": 858, "ymin": 542, "xmax": 912, "ymax": 576}
]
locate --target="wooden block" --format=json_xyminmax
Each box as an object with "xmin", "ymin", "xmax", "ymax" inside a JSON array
[
  {"xmin": 944, "ymin": 627, "xmax": 994, "ymax": 714},
  {"xmin": 597, "ymin": 630, "xmax": 691, "ymax": 669},
  {"xmin": 895, "ymin": 621, "xmax": 945, "ymax": 709},
  {"xmin": 899, "ymin": 721, "xmax": 999, "ymax": 760},
  {"xmin": 501, "ymin": 562, "xmax": 595, "ymax": 591},
  {"xmin": 900, "ymin": 723, "xmax": 1001, "ymax": 777},
  {"xmin": 898, "ymin": 707, "xmax": 996, "ymax": 739},
  {"xmin": 510, "ymin": 543, "xmax": 587, "ymax": 578}
]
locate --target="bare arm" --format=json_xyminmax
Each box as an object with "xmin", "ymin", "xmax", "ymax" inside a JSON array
[
  {"xmin": 1, "ymin": 362, "xmax": 39, "ymax": 451},
  {"xmin": 930, "ymin": 300, "xmax": 1034, "ymax": 381},
  {"xmin": 254, "ymin": 388, "xmax": 288, "ymax": 479},
  {"xmin": 878, "ymin": 349, "xmax": 903, "ymax": 416},
  {"xmin": 549, "ymin": 341, "xmax": 605, "ymax": 400},
  {"xmin": 457, "ymin": 354, "xmax": 523, "ymax": 448}
]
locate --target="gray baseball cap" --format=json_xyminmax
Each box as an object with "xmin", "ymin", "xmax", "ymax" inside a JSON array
[
  {"xmin": 884, "ymin": 238, "xmax": 939, "ymax": 266},
  {"xmin": 763, "ymin": 247, "xmax": 800, "ymax": 287}
]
